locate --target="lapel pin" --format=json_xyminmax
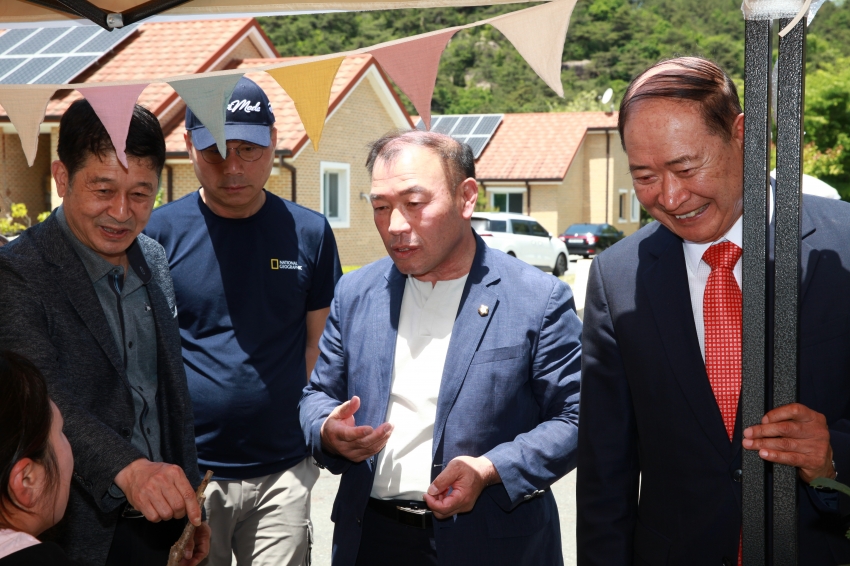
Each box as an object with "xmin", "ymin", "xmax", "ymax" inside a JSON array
[{"xmin": 478, "ymin": 305, "xmax": 489, "ymax": 317}]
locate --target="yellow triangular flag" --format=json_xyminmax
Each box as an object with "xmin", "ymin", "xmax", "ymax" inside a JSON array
[
  {"xmin": 0, "ymin": 85, "xmax": 55, "ymax": 166},
  {"xmin": 267, "ymin": 57, "xmax": 345, "ymax": 151},
  {"xmin": 490, "ymin": 0, "xmax": 579, "ymax": 97}
]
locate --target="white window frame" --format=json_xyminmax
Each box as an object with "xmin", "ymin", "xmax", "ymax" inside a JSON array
[
  {"xmin": 618, "ymin": 188, "xmax": 629, "ymax": 223},
  {"xmin": 487, "ymin": 186, "xmax": 526, "ymax": 214},
  {"xmin": 320, "ymin": 162, "xmax": 350, "ymax": 229},
  {"xmin": 631, "ymin": 190, "xmax": 640, "ymax": 222}
]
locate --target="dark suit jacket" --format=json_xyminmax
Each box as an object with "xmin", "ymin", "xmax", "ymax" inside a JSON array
[
  {"xmin": 299, "ymin": 234, "xmax": 583, "ymax": 566},
  {"xmin": 0, "ymin": 215, "xmax": 201, "ymax": 566},
  {"xmin": 576, "ymin": 195, "xmax": 850, "ymax": 565}
]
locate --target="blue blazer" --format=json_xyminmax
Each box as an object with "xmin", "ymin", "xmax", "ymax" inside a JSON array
[
  {"xmin": 577, "ymin": 195, "xmax": 850, "ymax": 565},
  {"xmin": 300, "ymin": 234, "xmax": 582, "ymax": 566}
]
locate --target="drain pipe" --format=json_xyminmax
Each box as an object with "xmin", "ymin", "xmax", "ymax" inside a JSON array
[
  {"xmin": 525, "ymin": 180, "xmax": 531, "ymax": 215},
  {"xmin": 277, "ymin": 150, "xmax": 296, "ymax": 203},
  {"xmin": 605, "ymin": 129, "xmax": 611, "ymax": 224},
  {"xmin": 165, "ymin": 164, "xmax": 173, "ymax": 203}
]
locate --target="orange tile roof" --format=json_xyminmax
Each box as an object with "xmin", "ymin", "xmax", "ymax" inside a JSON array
[
  {"xmin": 0, "ymin": 18, "xmax": 270, "ymax": 119},
  {"xmin": 164, "ymin": 54, "xmax": 398, "ymax": 155},
  {"xmin": 475, "ymin": 112, "xmax": 619, "ymax": 181}
]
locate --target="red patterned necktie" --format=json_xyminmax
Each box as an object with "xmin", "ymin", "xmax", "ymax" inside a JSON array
[
  {"xmin": 702, "ymin": 241, "xmax": 743, "ymax": 442},
  {"xmin": 703, "ymin": 241, "xmax": 744, "ymax": 566}
]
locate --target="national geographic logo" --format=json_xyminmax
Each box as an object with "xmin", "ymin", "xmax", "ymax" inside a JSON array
[{"xmin": 270, "ymin": 259, "xmax": 303, "ymax": 271}]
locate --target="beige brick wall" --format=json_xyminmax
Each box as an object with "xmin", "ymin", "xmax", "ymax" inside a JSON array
[
  {"xmin": 0, "ymin": 132, "xmax": 52, "ymax": 223},
  {"xmin": 166, "ymin": 71, "xmax": 401, "ymax": 267},
  {"xmin": 528, "ymin": 184, "xmax": 558, "ymax": 235},
  {"xmin": 585, "ymin": 132, "xmax": 639, "ymax": 235},
  {"xmin": 280, "ymin": 77, "xmax": 396, "ymax": 267}
]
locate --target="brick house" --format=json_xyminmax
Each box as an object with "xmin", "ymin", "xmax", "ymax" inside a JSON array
[
  {"xmin": 472, "ymin": 112, "xmax": 640, "ymax": 238},
  {"xmin": 0, "ymin": 18, "xmax": 412, "ymax": 266}
]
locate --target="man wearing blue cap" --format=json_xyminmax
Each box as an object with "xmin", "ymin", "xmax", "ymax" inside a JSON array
[{"xmin": 145, "ymin": 76, "xmax": 342, "ymax": 566}]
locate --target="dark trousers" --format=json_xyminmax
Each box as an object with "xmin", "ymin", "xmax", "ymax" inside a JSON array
[
  {"xmin": 354, "ymin": 505, "xmax": 438, "ymax": 566},
  {"xmin": 105, "ymin": 516, "xmax": 187, "ymax": 566}
]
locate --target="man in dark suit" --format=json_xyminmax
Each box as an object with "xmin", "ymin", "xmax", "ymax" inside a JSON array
[
  {"xmin": 576, "ymin": 56, "xmax": 850, "ymax": 564},
  {"xmin": 0, "ymin": 100, "xmax": 209, "ymax": 566},
  {"xmin": 299, "ymin": 130, "xmax": 582, "ymax": 566}
]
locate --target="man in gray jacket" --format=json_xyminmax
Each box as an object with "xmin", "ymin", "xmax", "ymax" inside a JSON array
[{"xmin": 0, "ymin": 99, "xmax": 209, "ymax": 566}]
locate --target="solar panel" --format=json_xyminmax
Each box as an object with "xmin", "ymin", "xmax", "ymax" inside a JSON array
[
  {"xmin": 414, "ymin": 114, "xmax": 503, "ymax": 159},
  {"xmin": 463, "ymin": 136, "xmax": 489, "ymax": 157},
  {"xmin": 432, "ymin": 116, "xmax": 458, "ymax": 135},
  {"xmin": 0, "ymin": 25, "xmax": 137, "ymax": 85},
  {"xmin": 453, "ymin": 116, "xmax": 479, "ymax": 135},
  {"xmin": 473, "ymin": 115, "xmax": 502, "ymax": 136}
]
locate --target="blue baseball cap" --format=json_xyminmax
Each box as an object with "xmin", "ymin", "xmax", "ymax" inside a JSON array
[{"xmin": 185, "ymin": 76, "xmax": 275, "ymax": 150}]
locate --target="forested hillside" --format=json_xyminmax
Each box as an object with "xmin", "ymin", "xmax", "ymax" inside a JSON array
[{"xmin": 259, "ymin": 0, "xmax": 850, "ymax": 196}]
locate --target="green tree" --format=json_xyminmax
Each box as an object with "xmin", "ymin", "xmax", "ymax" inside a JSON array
[{"xmin": 804, "ymin": 56, "xmax": 850, "ymax": 198}]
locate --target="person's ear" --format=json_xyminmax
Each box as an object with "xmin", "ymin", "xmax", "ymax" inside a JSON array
[
  {"xmin": 52, "ymin": 161, "xmax": 70, "ymax": 199},
  {"xmin": 459, "ymin": 178, "xmax": 479, "ymax": 219},
  {"xmin": 184, "ymin": 133, "xmax": 195, "ymax": 163},
  {"xmin": 270, "ymin": 127, "xmax": 277, "ymax": 149},
  {"xmin": 732, "ymin": 113, "xmax": 745, "ymax": 147},
  {"xmin": 7, "ymin": 458, "xmax": 44, "ymax": 511}
]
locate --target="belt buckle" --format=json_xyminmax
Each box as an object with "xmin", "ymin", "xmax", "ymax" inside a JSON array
[{"xmin": 396, "ymin": 505, "xmax": 429, "ymax": 529}]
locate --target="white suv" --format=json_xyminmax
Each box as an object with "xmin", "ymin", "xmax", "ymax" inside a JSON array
[{"xmin": 471, "ymin": 212, "xmax": 568, "ymax": 276}]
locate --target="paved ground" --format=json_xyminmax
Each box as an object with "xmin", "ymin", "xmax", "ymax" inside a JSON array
[{"xmin": 309, "ymin": 257, "xmax": 593, "ymax": 566}]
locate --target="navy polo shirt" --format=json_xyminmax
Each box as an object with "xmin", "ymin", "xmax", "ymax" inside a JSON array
[{"xmin": 145, "ymin": 191, "xmax": 341, "ymax": 480}]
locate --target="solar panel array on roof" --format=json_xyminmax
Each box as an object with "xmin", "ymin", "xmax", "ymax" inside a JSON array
[
  {"xmin": 415, "ymin": 114, "xmax": 503, "ymax": 159},
  {"xmin": 0, "ymin": 25, "xmax": 137, "ymax": 85}
]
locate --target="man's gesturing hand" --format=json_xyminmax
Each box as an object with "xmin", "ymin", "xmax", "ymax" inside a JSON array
[
  {"xmin": 743, "ymin": 402, "xmax": 834, "ymax": 483},
  {"xmin": 423, "ymin": 456, "xmax": 501, "ymax": 520},
  {"xmin": 320, "ymin": 396, "xmax": 393, "ymax": 463},
  {"xmin": 114, "ymin": 459, "xmax": 202, "ymax": 525}
]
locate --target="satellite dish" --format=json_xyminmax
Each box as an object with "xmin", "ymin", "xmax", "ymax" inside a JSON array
[{"xmin": 601, "ymin": 88, "xmax": 614, "ymax": 105}]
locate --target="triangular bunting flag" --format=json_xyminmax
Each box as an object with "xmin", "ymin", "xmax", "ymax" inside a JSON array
[
  {"xmin": 490, "ymin": 0, "xmax": 579, "ymax": 97},
  {"xmin": 267, "ymin": 57, "xmax": 344, "ymax": 151},
  {"xmin": 78, "ymin": 83, "xmax": 149, "ymax": 168},
  {"xmin": 0, "ymin": 86, "xmax": 55, "ymax": 167},
  {"xmin": 369, "ymin": 30, "xmax": 456, "ymax": 130},
  {"xmin": 168, "ymin": 73, "xmax": 243, "ymax": 157}
]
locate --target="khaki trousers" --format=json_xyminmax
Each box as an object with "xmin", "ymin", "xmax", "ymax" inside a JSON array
[{"xmin": 200, "ymin": 458, "xmax": 320, "ymax": 566}]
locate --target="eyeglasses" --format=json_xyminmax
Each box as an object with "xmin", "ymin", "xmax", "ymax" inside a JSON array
[{"xmin": 198, "ymin": 143, "xmax": 266, "ymax": 164}]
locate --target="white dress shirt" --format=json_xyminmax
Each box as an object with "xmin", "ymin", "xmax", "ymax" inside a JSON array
[
  {"xmin": 682, "ymin": 215, "xmax": 743, "ymax": 360},
  {"xmin": 370, "ymin": 273, "xmax": 468, "ymax": 501},
  {"xmin": 0, "ymin": 529, "xmax": 39, "ymax": 560}
]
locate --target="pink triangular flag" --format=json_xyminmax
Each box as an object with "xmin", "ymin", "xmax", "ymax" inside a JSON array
[
  {"xmin": 0, "ymin": 86, "xmax": 55, "ymax": 167},
  {"xmin": 490, "ymin": 0, "xmax": 579, "ymax": 97},
  {"xmin": 369, "ymin": 30, "xmax": 456, "ymax": 130},
  {"xmin": 78, "ymin": 83, "xmax": 149, "ymax": 168}
]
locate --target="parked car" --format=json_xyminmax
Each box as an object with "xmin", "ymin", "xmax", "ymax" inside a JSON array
[
  {"xmin": 558, "ymin": 223, "xmax": 624, "ymax": 257},
  {"xmin": 471, "ymin": 212, "xmax": 568, "ymax": 276}
]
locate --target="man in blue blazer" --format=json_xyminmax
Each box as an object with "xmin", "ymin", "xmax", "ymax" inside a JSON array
[
  {"xmin": 299, "ymin": 130, "xmax": 582, "ymax": 566},
  {"xmin": 577, "ymin": 57, "xmax": 850, "ymax": 564}
]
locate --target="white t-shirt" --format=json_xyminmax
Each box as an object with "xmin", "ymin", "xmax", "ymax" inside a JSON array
[{"xmin": 370, "ymin": 273, "xmax": 468, "ymax": 500}]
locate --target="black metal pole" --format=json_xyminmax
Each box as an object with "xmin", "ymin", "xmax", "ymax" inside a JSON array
[
  {"xmin": 742, "ymin": 18, "xmax": 772, "ymax": 565},
  {"xmin": 772, "ymin": 16, "xmax": 806, "ymax": 566}
]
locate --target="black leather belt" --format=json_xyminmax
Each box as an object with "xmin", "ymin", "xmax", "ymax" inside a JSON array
[{"xmin": 367, "ymin": 498, "xmax": 433, "ymax": 529}]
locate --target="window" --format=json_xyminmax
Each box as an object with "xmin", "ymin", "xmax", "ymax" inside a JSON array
[
  {"xmin": 491, "ymin": 191, "xmax": 524, "ymax": 213},
  {"xmin": 511, "ymin": 220, "xmax": 530, "ymax": 235},
  {"xmin": 530, "ymin": 222, "xmax": 549, "ymax": 237},
  {"xmin": 631, "ymin": 190, "xmax": 641, "ymax": 222},
  {"xmin": 471, "ymin": 218, "xmax": 507, "ymax": 233},
  {"xmin": 320, "ymin": 162, "xmax": 350, "ymax": 228},
  {"xmin": 618, "ymin": 189, "xmax": 628, "ymax": 223}
]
